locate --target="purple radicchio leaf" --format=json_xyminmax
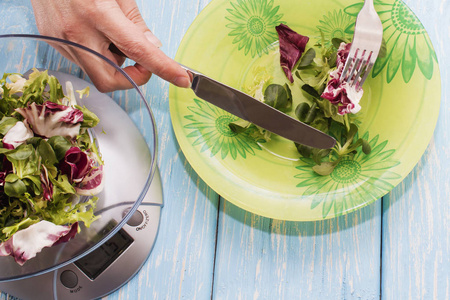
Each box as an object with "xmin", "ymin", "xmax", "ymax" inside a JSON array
[
  {"xmin": 2, "ymin": 121, "xmax": 33, "ymax": 149},
  {"xmin": 321, "ymin": 42, "xmax": 363, "ymax": 115},
  {"xmin": 276, "ymin": 24, "xmax": 309, "ymax": 83},
  {"xmin": 40, "ymin": 165, "xmax": 53, "ymax": 201},
  {"xmin": 0, "ymin": 157, "xmax": 13, "ymax": 187},
  {"xmin": 0, "ymin": 221, "xmax": 78, "ymax": 265},
  {"xmin": 44, "ymin": 101, "xmax": 84, "ymax": 124},
  {"xmin": 75, "ymin": 165, "xmax": 104, "ymax": 196},
  {"xmin": 59, "ymin": 147, "xmax": 91, "ymax": 184},
  {"xmin": 15, "ymin": 101, "xmax": 83, "ymax": 139},
  {"xmin": 336, "ymin": 42, "xmax": 351, "ymax": 67}
]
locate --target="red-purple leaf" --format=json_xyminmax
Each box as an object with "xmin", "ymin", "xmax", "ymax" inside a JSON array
[
  {"xmin": 15, "ymin": 101, "xmax": 83, "ymax": 139},
  {"xmin": 320, "ymin": 42, "xmax": 363, "ymax": 115},
  {"xmin": 276, "ymin": 24, "xmax": 309, "ymax": 83},
  {"xmin": 75, "ymin": 166, "xmax": 104, "ymax": 196},
  {"xmin": 59, "ymin": 147, "xmax": 91, "ymax": 183},
  {"xmin": 0, "ymin": 221, "xmax": 78, "ymax": 265}
]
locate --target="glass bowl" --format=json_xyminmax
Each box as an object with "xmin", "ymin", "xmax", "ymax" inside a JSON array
[{"xmin": 0, "ymin": 34, "xmax": 157, "ymax": 281}]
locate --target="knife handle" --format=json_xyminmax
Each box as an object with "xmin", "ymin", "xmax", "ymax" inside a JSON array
[{"xmin": 109, "ymin": 43, "xmax": 196, "ymax": 80}]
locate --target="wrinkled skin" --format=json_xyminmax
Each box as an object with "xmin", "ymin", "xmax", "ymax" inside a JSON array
[{"xmin": 30, "ymin": 0, "xmax": 191, "ymax": 92}]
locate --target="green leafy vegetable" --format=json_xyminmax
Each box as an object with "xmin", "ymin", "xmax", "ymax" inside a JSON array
[
  {"xmin": 228, "ymin": 25, "xmax": 372, "ymax": 176},
  {"xmin": 229, "ymin": 119, "xmax": 252, "ymax": 134},
  {"xmin": 263, "ymin": 83, "xmax": 292, "ymax": 111},
  {"xmin": 0, "ymin": 69, "xmax": 103, "ymax": 258}
]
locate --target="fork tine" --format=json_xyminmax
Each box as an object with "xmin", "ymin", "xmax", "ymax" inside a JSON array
[
  {"xmin": 358, "ymin": 61, "xmax": 375, "ymax": 88},
  {"xmin": 340, "ymin": 48, "xmax": 357, "ymax": 82},
  {"xmin": 345, "ymin": 51, "xmax": 362, "ymax": 84},
  {"xmin": 351, "ymin": 51, "xmax": 372, "ymax": 86},
  {"xmin": 338, "ymin": 0, "xmax": 382, "ymax": 89}
]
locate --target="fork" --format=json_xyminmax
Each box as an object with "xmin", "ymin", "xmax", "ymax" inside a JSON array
[{"xmin": 339, "ymin": 0, "xmax": 383, "ymax": 89}]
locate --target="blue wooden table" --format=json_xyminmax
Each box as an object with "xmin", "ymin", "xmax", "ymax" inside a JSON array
[{"xmin": 0, "ymin": 0, "xmax": 448, "ymax": 299}]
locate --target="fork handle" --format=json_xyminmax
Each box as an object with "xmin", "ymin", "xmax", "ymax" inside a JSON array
[{"xmin": 356, "ymin": 0, "xmax": 377, "ymax": 21}]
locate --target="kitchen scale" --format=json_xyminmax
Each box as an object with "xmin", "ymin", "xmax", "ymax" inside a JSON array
[{"xmin": 0, "ymin": 65, "xmax": 163, "ymax": 299}]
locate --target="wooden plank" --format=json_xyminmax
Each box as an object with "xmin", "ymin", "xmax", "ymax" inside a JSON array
[
  {"xmin": 213, "ymin": 200, "xmax": 382, "ymax": 299},
  {"xmin": 0, "ymin": 1, "xmax": 219, "ymax": 299},
  {"xmin": 102, "ymin": 1, "xmax": 220, "ymax": 299},
  {"xmin": 381, "ymin": 1, "xmax": 449, "ymax": 299}
]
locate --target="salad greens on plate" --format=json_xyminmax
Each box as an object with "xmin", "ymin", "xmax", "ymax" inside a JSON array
[
  {"xmin": 230, "ymin": 24, "xmax": 371, "ymax": 176},
  {"xmin": 169, "ymin": 0, "xmax": 440, "ymax": 221},
  {"xmin": 0, "ymin": 69, "xmax": 103, "ymax": 265}
]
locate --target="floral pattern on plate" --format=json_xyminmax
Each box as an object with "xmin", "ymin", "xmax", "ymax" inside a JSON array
[
  {"xmin": 184, "ymin": 99, "xmax": 262, "ymax": 160},
  {"xmin": 316, "ymin": 9, "xmax": 354, "ymax": 48},
  {"xmin": 170, "ymin": 0, "xmax": 440, "ymax": 220},
  {"xmin": 225, "ymin": 0, "xmax": 284, "ymax": 57},
  {"xmin": 344, "ymin": 0, "xmax": 437, "ymax": 83},
  {"xmin": 295, "ymin": 132, "xmax": 401, "ymax": 218}
]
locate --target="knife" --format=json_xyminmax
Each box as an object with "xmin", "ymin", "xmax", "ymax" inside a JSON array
[
  {"xmin": 182, "ymin": 66, "xmax": 336, "ymax": 149},
  {"xmin": 107, "ymin": 44, "xmax": 335, "ymax": 149}
]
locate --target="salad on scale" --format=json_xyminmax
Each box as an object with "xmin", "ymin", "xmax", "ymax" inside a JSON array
[{"xmin": 0, "ymin": 69, "xmax": 103, "ymax": 265}]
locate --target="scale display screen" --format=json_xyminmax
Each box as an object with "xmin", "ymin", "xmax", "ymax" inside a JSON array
[{"xmin": 75, "ymin": 226, "xmax": 134, "ymax": 280}]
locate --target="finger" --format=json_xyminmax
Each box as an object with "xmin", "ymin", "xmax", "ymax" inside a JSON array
[
  {"xmin": 32, "ymin": 0, "xmax": 152, "ymax": 91},
  {"xmin": 78, "ymin": 53, "xmax": 149, "ymax": 92},
  {"xmin": 112, "ymin": 52, "xmax": 127, "ymax": 67},
  {"xmin": 95, "ymin": 3, "xmax": 191, "ymax": 88},
  {"xmin": 58, "ymin": 40, "xmax": 145, "ymax": 92},
  {"xmin": 123, "ymin": 63, "xmax": 152, "ymax": 86}
]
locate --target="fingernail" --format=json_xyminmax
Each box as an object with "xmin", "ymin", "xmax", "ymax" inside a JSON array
[
  {"xmin": 145, "ymin": 31, "xmax": 162, "ymax": 48},
  {"xmin": 172, "ymin": 76, "xmax": 192, "ymax": 88}
]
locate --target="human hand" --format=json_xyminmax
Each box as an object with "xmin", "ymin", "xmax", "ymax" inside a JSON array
[{"xmin": 30, "ymin": 0, "xmax": 191, "ymax": 92}]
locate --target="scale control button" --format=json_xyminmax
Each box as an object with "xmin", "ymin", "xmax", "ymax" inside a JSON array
[
  {"xmin": 127, "ymin": 210, "xmax": 144, "ymax": 227},
  {"xmin": 60, "ymin": 270, "xmax": 78, "ymax": 288}
]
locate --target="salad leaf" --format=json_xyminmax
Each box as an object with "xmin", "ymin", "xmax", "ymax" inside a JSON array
[
  {"xmin": 47, "ymin": 136, "xmax": 72, "ymax": 161},
  {"xmin": 321, "ymin": 42, "xmax": 363, "ymax": 115},
  {"xmin": 37, "ymin": 139, "xmax": 59, "ymax": 167},
  {"xmin": 20, "ymin": 69, "xmax": 64, "ymax": 106},
  {"xmin": 263, "ymin": 83, "xmax": 292, "ymax": 111},
  {"xmin": 227, "ymin": 24, "xmax": 372, "ymax": 176},
  {"xmin": 4, "ymin": 174, "xmax": 27, "ymax": 198},
  {"xmin": 2, "ymin": 121, "xmax": 33, "ymax": 149},
  {"xmin": 0, "ymin": 70, "xmax": 103, "ymax": 265},
  {"xmin": 275, "ymin": 24, "xmax": 309, "ymax": 83},
  {"xmin": 297, "ymin": 48, "xmax": 316, "ymax": 69},
  {"xmin": 75, "ymin": 167, "xmax": 104, "ymax": 196},
  {"xmin": 229, "ymin": 119, "xmax": 251, "ymax": 134},
  {"xmin": 0, "ymin": 116, "xmax": 18, "ymax": 135},
  {"xmin": 75, "ymin": 105, "xmax": 100, "ymax": 128},
  {"xmin": 0, "ymin": 220, "xmax": 78, "ymax": 265},
  {"xmin": 59, "ymin": 147, "xmax": 91, "ymax": 183},
  {"xmin": 76, "ymin": 87, "xmax": 90, "ymax": 99},
  {"xmin": 16, "ymin": 102, "xmax": 83, "ymax": 139}
]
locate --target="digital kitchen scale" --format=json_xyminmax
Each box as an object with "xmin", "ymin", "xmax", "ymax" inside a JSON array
[
  {"xmin": 0, "ymin": 68, "xmax": 163, "ymax": 300},
  {"xmin": 0, "ymin": 173, "xmax": 162, "ymax": 300}
]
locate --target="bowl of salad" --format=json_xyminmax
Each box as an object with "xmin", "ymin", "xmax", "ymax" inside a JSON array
[
  {"xmin": 0, "ymin": 35, "xmax": 157, "ymax": 279},
  {"xmin": 169, "ymin": 0, "xmax": 440, "ymax": 220}
]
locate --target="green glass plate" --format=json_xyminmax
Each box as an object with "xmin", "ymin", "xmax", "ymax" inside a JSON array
[{"xmin": 169, "ymin": 0, "xmax": 440, "ymax": 220}]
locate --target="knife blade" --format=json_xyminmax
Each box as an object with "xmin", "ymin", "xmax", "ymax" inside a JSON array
[
  {"xmin": 182, "ymin": 66, "xmax": 336, "ymax": 149},
  {"xmin": 106, "ymin": 44, "xmax": 335, "ymax": 149}
]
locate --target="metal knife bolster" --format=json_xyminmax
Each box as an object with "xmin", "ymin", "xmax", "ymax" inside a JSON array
[{"xmin": 183, "ymin": 67, "xmax": 336, "ymax": 149}]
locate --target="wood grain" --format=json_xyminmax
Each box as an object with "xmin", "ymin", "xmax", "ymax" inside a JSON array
[
  {"xmin": 104, "ymin": 1, "xmax": 220, "ymax": 299},
  {"xmin": 381, "ymin": 1, "xmax": 449, "ymax": 299},
  {"xmin": 0, "ymin": 0, "xmax": 448, "ymax": 300},
  {"xmin": 213, "ymin": 200, "xmax": 382, "ymax": 300}
]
